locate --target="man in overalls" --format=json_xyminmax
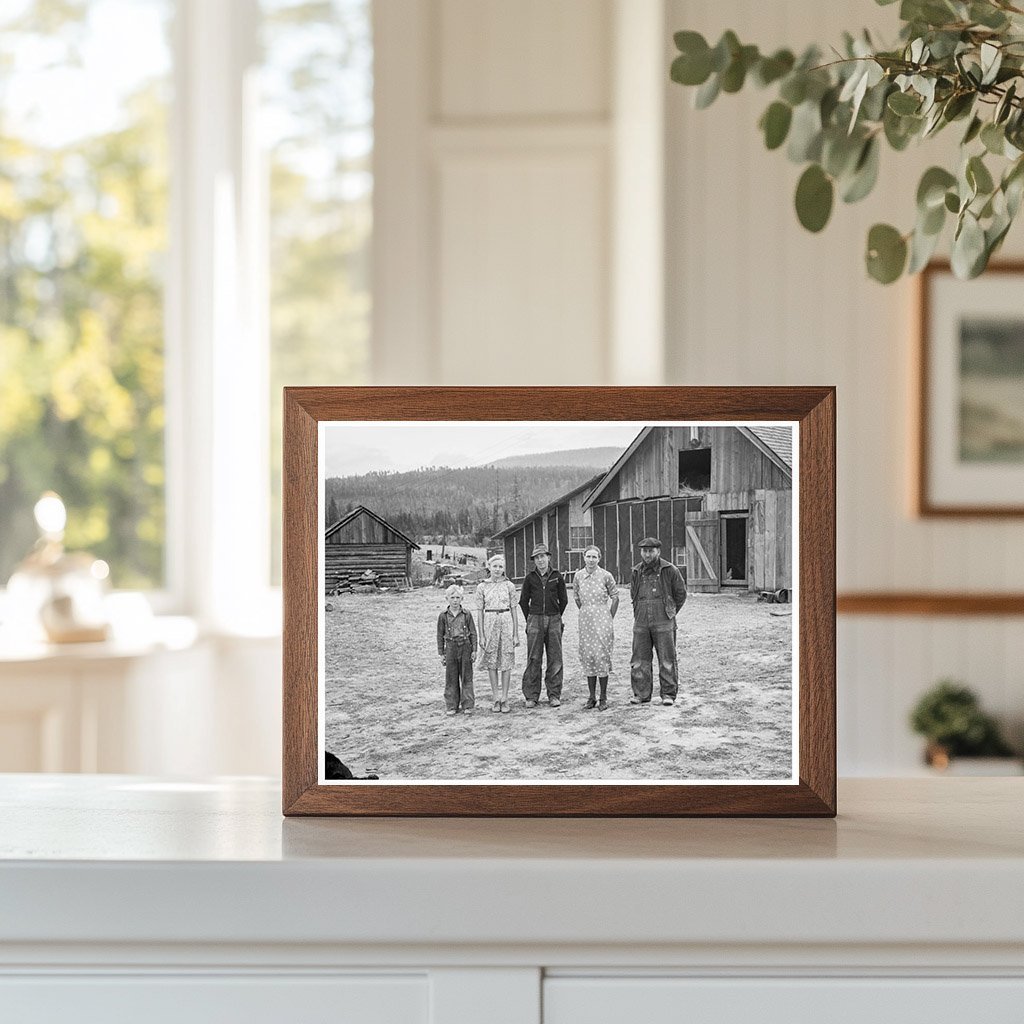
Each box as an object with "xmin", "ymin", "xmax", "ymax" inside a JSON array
[{"xmin": 629, "ymin": 537, "xmax": 687, "ymax": 706}]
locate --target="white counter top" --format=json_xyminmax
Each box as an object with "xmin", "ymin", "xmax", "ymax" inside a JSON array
[{"xmin": 1, "ymin": 776, "xmax": 1022, "ymax": 953}]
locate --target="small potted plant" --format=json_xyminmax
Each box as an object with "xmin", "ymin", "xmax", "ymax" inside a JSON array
[{"xmin": 909, "ymin": 680, "xmax": 1019, "ymax": 773}]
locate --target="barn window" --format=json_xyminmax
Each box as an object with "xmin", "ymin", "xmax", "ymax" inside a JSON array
[
  {"xmin": 570, "ymin": 526, "xmax": 594, "ymax": 550},
  {"xmin": 678, "ymin": 448, "xmax": 711, "ymax": 491}
]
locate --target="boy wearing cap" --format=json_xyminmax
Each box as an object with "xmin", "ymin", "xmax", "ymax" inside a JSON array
[
  {"xmin": 518, "ymin": 543, "xmax": 568, "ymax": 708},
  {"xmin": 629, "ymin": 537, "xmax": 687, "ymax": 706}
]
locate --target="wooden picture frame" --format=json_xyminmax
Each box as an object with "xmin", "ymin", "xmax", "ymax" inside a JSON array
[
  {"xmin": 283, "ymin": 387, "xmax": 836, "ymax": 816},
  {"xmin": 916, "ymin": 261, "xmax": 1024, "ymax": 517}
]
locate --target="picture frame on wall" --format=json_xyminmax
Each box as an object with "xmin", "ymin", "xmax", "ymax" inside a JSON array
[
  {"xmin": 917, "ymin": 261, "xmax": 1024, "ymax": 517},
  {"xmin": 282, "ymin": 387, "xmax": 836, "ymax": 817}
]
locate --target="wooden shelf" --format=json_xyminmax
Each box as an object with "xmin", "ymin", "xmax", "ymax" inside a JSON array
[{"xmin": 837, "ymin": 592, "xmax": 1024, "ymax": 616}]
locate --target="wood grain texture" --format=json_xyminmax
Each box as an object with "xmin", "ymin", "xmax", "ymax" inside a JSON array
[
  {"xmin": 837, "ymin": 593, "xmax": 1024, "ymax": 616},
  {"xmin": 282, "ymin": 387, "xmax": 836, "ymax": 817},
  {"xmin": 916, "ymin": 260, "xmax": 1024, "ymax": 518}
]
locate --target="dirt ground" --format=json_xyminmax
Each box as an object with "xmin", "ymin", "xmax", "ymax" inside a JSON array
[{"xmin": 324, "ymin": 584, "xmax": 794, "ymax": 782}]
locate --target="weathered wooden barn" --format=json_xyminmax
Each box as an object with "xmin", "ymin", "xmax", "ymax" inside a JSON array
[
  {"xmin": 492, "ymin": 473, "xmax": 603, "ymax": 581},
  {"xmin": 324, "ymin": 506, "xmax": 420, "ymax": 591},
  {"xmin": 581, "ymin": 426, "xmax": 793, "ymax": 593}
]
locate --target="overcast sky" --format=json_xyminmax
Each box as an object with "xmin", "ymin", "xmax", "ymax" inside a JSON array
[{"xmin": 322, "ymin": 421, "xmax": 649, "ymax": 477}]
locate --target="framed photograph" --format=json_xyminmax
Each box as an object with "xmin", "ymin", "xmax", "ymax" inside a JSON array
[
  {"xmin": 283, "ymin": 387, "xmax": 835, "ymax": 816},
  {"xmin": 917, "ymin": 261, "xmax": 1024, "ymax": 516}
]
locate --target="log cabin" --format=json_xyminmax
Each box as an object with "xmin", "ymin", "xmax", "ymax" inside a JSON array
[{"xmin": 324, "ymin": 505, "xmax": 420, "ymax": 591}]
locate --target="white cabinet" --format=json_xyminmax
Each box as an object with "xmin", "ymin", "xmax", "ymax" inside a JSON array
[
  {"xmin": 1, "ymin": 975, "xmax": 428, "ymax": 1024},
  {"xmin": 1, "ymin": 778, "xmax": 1022, "ymax": 1024},
  {"xmin": 544, "ymin": 977, "xmax": 1024, "ymax": 1024}
]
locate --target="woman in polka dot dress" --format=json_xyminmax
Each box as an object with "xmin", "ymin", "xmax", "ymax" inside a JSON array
[{"xmin": 572, "ymin": 545, "xmax": 619, "ymax": 710}]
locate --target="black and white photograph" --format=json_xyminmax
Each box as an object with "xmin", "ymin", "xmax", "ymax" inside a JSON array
[{"xmin": 318, "ymin": 420, "xmax": 798, "ymax": 785}]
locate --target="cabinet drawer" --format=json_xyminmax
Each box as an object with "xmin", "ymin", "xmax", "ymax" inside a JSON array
[
  {"xmin": 544, "ymin": 977, "xmax": 1024, "ymax": 1024},
  {"xmin": 0, "ymin": 974, "xmax": 427, "ymax": 1024}
]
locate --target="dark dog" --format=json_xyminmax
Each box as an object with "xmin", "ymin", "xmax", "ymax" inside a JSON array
[{"xmin": 325, "ymin": 751, "xmax": 379, "ymax": 780}]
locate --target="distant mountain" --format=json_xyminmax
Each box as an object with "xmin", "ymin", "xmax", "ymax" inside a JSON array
[
  {"xmin": 324, "ymin": 463, "xmax": 600, "ymax": 545},
  {"xmin": 484, "ymin": 446, "xmax": 620, "ymax": 470}
]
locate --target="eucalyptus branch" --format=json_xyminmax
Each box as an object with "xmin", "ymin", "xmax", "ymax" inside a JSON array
[{"xmin": 670, "ymin": 1, "xmax": 1024, "ymax": 283}]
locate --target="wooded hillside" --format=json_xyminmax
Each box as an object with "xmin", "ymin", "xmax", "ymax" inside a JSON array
[{"xmin": 325, "ymin": 464, "xmax": 599, "ymax": 544}]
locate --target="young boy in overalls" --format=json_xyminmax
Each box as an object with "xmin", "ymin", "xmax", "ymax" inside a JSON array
[{"xmin": 437, "ymin": 584, "xmax": 478, "ymax": 715}]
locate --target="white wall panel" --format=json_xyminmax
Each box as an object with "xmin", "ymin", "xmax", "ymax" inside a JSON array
[
  {"xmin": 438, "ymin": 0, "xmax": 610, "ymax": 120},
  {"xmin": 665, "ymin": 0, "xmax": 1024, "ymax": 774},
  {"xmin": 436, "ymin": 150, "xmax": 608, "ymax": 384}
]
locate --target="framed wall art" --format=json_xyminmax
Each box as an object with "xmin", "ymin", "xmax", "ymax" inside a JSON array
[
  {"xmin": 282, "ymin": 387, "xmax": 836, "ymax": 816},
  {"xmin": 917, "ymin": 261, "xmax": 1024, "ymax": 517}
]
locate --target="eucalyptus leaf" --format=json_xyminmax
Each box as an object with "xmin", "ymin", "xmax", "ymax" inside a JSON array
[
  {"xmin": 760, "ymin": 101, "xmax": 793, "ymax": 150},
  {"xmin": 967, "ymin": 154, "xmax": 995, "ymax": 195},
  {"xmin": 942, "ymin": 92, "xmax": 974, "ymax": 122},
  {"xmin": 921, "ymin": 199, "xmax": 946, "ymax": 235},
  {"xmin": 970, "ymin": 2, "xmax": 1009, "ymax": 30},
  {"xmin": 995, "ymin": 82, "xmax": 1017, "ymax": 124},
  {"xmin": 754, "ymin": 49, "xmax": 795, "ymax": 87},
  {"xmin": 779, "ymin": 73, "xmax": 807, "ymax": 106},
  {"xmin": 694, "ymin": 73, "xmax": 721, "ymax": 109},
  {"xmin": 908, "ymin": 221, "xmax": 942, "ymax": 273},
  {"xmin": 710, "ymin": 31, "xmax": 739, "ymax": 74},
  {"xmin": 981, "ymin": 122, "xmax": 1005, "ymax": 155},
  {"xmin": 866, "ymin": 223, "xmax": 908, "ymax": 283},
  {"xmin": 795, "ymin": 164, "xmax": 834, "ymax": 232},
  {"xmin": 951, "ymin": 212, "xmax": 986, "ymax": 278},
  {"xmin": 917, "ymin": 166, "xmax": 957, "ymax": 210},
  {"xmin": 787, "ymin": 101, "xmax": 823, "ymax": 162},
  {"xmin": 962, "ymin": 115, "xmax": 983, "ymax": 145},
  {"xmin": 842, "ymin": 137, "xmax": 880, "ymax": 203},
  {"xmin": 888, "ymin": 91, "xmax": 921, "ymax": 115},
  {"xmin": 822, "ymin": 128, "xmax": 863, "ymax": 178},
  {"xmin": 980, "ymin": 42, "xmax": 1002, "ymax": 86}
]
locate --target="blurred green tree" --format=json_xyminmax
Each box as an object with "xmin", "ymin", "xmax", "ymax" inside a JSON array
[{"xmin": 0, "ymin": 0, "xmax": 170, "ymax": 587}]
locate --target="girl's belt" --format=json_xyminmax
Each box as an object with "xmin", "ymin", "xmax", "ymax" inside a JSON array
[{"xmin": 484, "ymin": 608, "xmax": 511, "ymax": 613}]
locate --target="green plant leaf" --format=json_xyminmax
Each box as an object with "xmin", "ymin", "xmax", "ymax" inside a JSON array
[
  {"xmin": 962, "ymin": 115, "xmax": 983, "ymax": 145},
  {"xmin": 884, "ymin": 106, "xmax": 922, "ymax": 150},
  {"xmin": 888, "ymin": 90, "xmax": 921, "ymax": 115},
  {"xmin": 842, "ymin": 137, "xmax": 880, "ymax": 203},
  {"xmin": 969, "ymin": 2, "xmax": 1009, "ymax": 29},
  {"xmin": 942, "ymin": 92, "xmax": 974, "ymax": 123},
  {"xmin": 980, "ymin": 41, "xmax": 1002, "ymax": 86},
  {"xmin": 760, "ymin": 101, "xmax": 792, "ymax": 150},
  {"xmin": 694, "ymin": 73, "xmax": 721, "ymax": 109},
  {"xmin": 779, "ymin": 74, "xmax": 807, "ymax": 106},
  {"xmin": 908, "ymin": 221, "xmax": 942, "ymax": 273},
  {"xmin": 917, "ymin": 166, "xmax": 957, "ymax": 210},
  {"xmin": 981, "ymin": 122, "xmax": 1005, "ymax": 155},
  {"xmin": 866, "ymin": 223, "xmax": 907, "ymax": 283},
  {"xmin": 753, "ymin": 49, "xmax": 795, "ymax": 87},
  {"xmin": 721, "ymin": 44, "xmax": 759, "ymax": 92},
  {"xmin": 967, "ymin": 154, "xmax": 995, "ymax": 195},
  {"xmin": 822, "ymin": 128, "xmax": 863, "ymax": 177},
  {"xmin": 710, "ymin": 31, "xmax": 740, "ymax": 73},
  {"xmin": 672, "ymin": 31, "xmax": 713, "ymax": 85},
  {"xmin": 787, "ymin": 101, "xmax": 823, "ymax": 162},
  {"xmin": 951, "ymin": 211, "xmax": 986, "ymax": 278},
  {"xmin": 995, "ymin": 82, "xmax": 1017, "ymax": 125},
  {"xmin": 795, "ymin": 164, "xmax": 834, "ymax": 232},
  {"xmin": 944, "ymin": 190, "xmax": 960, "ymax": 213}
]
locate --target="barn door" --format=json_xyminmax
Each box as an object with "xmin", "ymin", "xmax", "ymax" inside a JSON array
[{"xmin": 685, "ymin": 515, "xmax": 721, "ymax": 593}]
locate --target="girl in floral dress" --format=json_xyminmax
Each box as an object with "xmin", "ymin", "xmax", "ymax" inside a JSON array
[
  {"xmin": 476, "ymin": 554, "xmax": 520, "ymax": 713},
  {"xmin": 572, "ymin": 545, "xmax": 619, "ymax": 710}
]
